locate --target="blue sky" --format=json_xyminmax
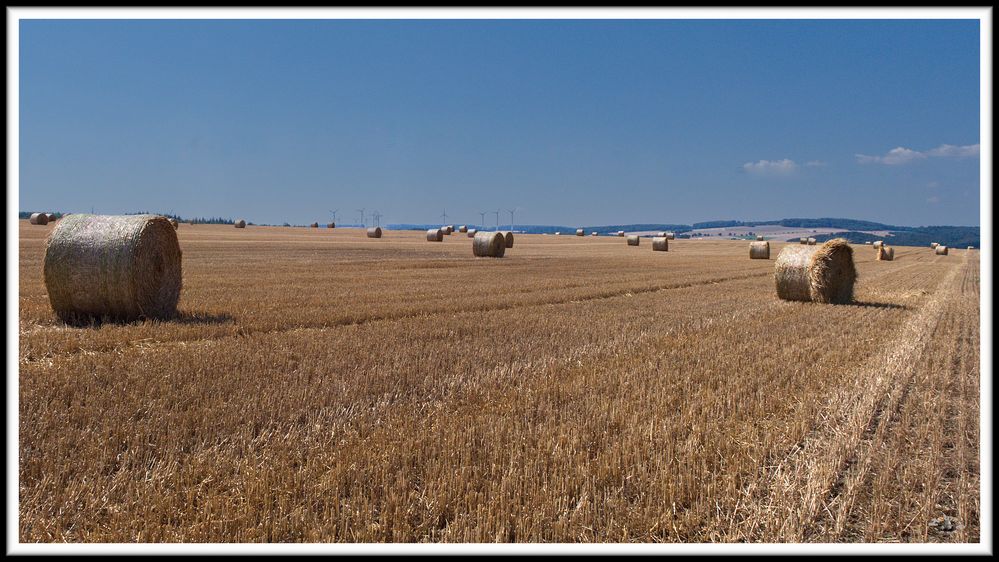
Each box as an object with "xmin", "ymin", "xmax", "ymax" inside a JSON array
[{"xmin": 19, "ymin": 19, "xmax": 981, "ymax": 227}]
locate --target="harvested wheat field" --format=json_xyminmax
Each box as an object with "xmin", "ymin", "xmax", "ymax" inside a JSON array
[{"xmin": 17, "ymin": 221, "xmax": 980, "ymax": 543}]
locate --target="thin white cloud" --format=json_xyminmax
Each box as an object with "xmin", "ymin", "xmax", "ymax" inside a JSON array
[
  {"xmin": 927, "ymin": 196, "xmax": 941, "ymax": 204},
  {"xmin": 742, "ymin": 159, "xmax": 797, "ymax": 175},
  {"xmin": 856, "ymin": 143, "xmax": 980, "ymax": 165},
  {"xmin": 805, "ymin": 160, "xmax": 827, "ymax": 167}
]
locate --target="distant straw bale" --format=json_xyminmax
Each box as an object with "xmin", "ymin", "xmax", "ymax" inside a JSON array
[
  {"xmin": 29, "ymin": 213, "xmax": 49, "ymax": 225},
  {"xmin": 467, "ymin": 229, "xmax": 478, "ymax": 237},
  {"xmin": 46, "ymin": 213, "xmax": 57, "ymax": 222},
  {"xmin": 652, "ymin": 237, "xmax": 668, "ymax": 251},
  {"xmin": 459, "ymin": 225, "xmax": 468, "ymax": 233},
  {"xmin": 576, "ymin": 229, "xmax": 585, "ymax": 236},
  {"xmin": 627, "ymin": 235, "xmax": 640, "ymax": 246},
  {"xmin": 935, "ymin": 245, "xmax": 948, "ymax": 255},
  {"xmin": 498, "ymin": 231, "xmax": 514, "ymax": 248},
  {"xmin": 800, "ymin": 237, "xmax": 808, "ymax": 244},
  {"xmin": 367, "ymin": 227, "xmax": 382, "ymax": 238},
  {"xmin": 327, "ymin": 222, "xmax": 335, "ymax": 229},
  {"xmin": 756, "ymin": 235, "xmax": 764, "ymax": 241},
  {"xmin": 774, "ymin": 238, "xmax": 856, "ymax": 304},
  {"xmin": 807, "ymin": 237, "xmax": 817, "ymax": 245},
  {"xmin": 749, "ymin": 241, "xmax": 770, "ymax": 259},
  {"xmin": 43, "ymin": 214, "xmax": 182, "ymax": 324},
  {"xmin": 472, "ymin": 231, "xmax": 506, "ymax": 257},
  {"xmin": 235, "ymin": 219, "xmax": 246, "ymax": 228},
  {"xmin": 617, "ymin": 231, "xmax": 625, "ymax": 237},
  {"xmin": 427, "ymin": 228, "xmax": 443, "ymax": 242}
]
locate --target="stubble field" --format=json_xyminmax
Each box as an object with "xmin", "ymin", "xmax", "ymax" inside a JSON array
[{"xmin": 18, "ymin": 221, "xmax": 980, "ymax": 543}]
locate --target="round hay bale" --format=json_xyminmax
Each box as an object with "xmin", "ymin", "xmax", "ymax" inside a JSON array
[
  {"xmin": 576, "ymin": 229, "xmax": 585, "ymax": 237},
  {"xmin": 43, "ymin": 214, "xmax": 182, "ymax": 324},
  {"xmin": 458, "ymin": 225, "xmax": 468, "ymax": 233},
  {"xmin": 887, "ymin": 247, "xmax": 894, "ymax": 260},
  {"xmin": 749, "ymin": 241, "xmax": 770, "ymax": 259},
  {"xmin": 467, "ymin": 228, "xmax": 477, "ymax": 237},
  {"xmin": 310, "ymin": 222, "xmax": 319, "ymax": 228},
  {"xmin": 169, "ymin": 218, "xmax": 179, "ymax": 229},
  {"xmin": 29, "ymin": 213, "xmax": 49, "ymax": 225},
  {"xmin": 327, "ymin": 222, "xmax": 335, "ymax": 229},
  {"xmin": 627, "ymin": 235, "xmax": 640, "ymax": 246},
  {"xmin": 807, "ymin": 237, "xmax": 817, "ymax": 245},
  {"xmin": 472, "ymin": 231, "xmax": 506, "ymax": 257},
  {"xmin": 234, "ymin": 219, "xmax": 246, "ymax": 228},
  {"xmin": 617, "ymin": 231, "xmax": 625, "ymax": 237},
  {"xmin": 774, "ymin": 238, "xmax": 856, "ymax": 304},
  {"xmin": 555, "ymin": 232, "xmax": 561, "ymax": 236},
  {"xmin": 930, "ymin": 242, "xmax": 938, "ymax": 248},
  {"xmin": 46, "ymin": 213, "xmax": 57, "ymax": 222},
  {"xmin": 666, "ymin": 232, "xmax": 675, "ymax": 240},
  {"xmin": 865, "ymin": 241, "xmax": 872, "ymax": 245},
  {"xmin": 591, "ymin": 232, "xmax": 598, "ymax": 236},
  {"xmin": 799, "ymin": 237, "xmax": 808, "ymax": 244},
  {"xmin": 652, "ymin": 237, "xmax": 668, "ymax": 251},
  {"xmin": 426, "ymin": 228, "xmax": 443, "ymax": 242},
  {"xmin": 367, "ymin": 227, "xmax": 382, "ymax": 238},
  {"xmin": 445, "ymin": 225, "xmax": 455, "ymax": 234},
  {"xmin": 872, "ymin": 240, "xmax": 883, "ymax": 248},
  {"xmin": 756, "ymin": 235, "xmax": 765, "ymax": 241},
  {"xmin": 498, "ymin": 231, "xmax": 514, "ymax": 248},
  {"xmin": 967, "ymin": 246, "xmax": 974, "ymax": 250},
  {"xmin": 656, "ymin": 231, "xmax": 668, "ymax": 238},
  {"xmin": 935, "ymin": 245, "xmax": 948, "ymax": 255}
]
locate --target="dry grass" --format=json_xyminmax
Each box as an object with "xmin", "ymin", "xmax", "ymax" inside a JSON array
[{"xmin": 17, "ymin": 221, "xmax": 979, "ymax": 543}]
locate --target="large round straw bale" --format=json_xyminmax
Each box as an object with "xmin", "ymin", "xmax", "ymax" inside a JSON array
[
  {"xmin": 807, "ymin": 237, "xmax": 817, "ymax": 245},
  {"xmin": 367, "ymin": 227, "xmax": 382, "ymax": 238},
  {"xmin": 498, "ymin": 231, "xmax": 514, "ymax": 248},
  {"xmin": 652, "ymin": 237, "xmax": 668, "ymax": 251},
  {"xmin": 935, "ymin": 245, "xmax": 948, "ymax": 255},
  {"xmin": 459, "ymin": 225, "xmax": 468, "ymax": 233},
  {"xmin": 749, "ymin": 240, "xmax": 770, "ymax": 259},
  {"xmin": 756, "ymin": 235, "xmax": 765, "ymax": 241},
  {"xmin": 467, "ymin": 228, "xmax": 477, "ymax": 237},
  {"xmin": 617, "ymin": 231, "xmax": 625, "ymax": 237},
  {"xmin": 43, "ymin": 214, "xmax": 182, "ymax": 324},
  {"xmin": 310, "ymin": 222, "xmax": 319, "ymax": 228},
  {"xmin": 46, "ymin": 213, "xmax": 57, "ymax": 222},
  {"xmin": 627, "ymin": 235, "xmax": 640, "ymax": 246},
  {"xmin": 799, "ymin": 237, "xmax": 808, "ymax": 244},
  {"xmin": 29, "ymin": 213, "xmax": 49, "ymax": 225},
  {"xmin": 235, "ymin": 219, "xmax": 246, "ymax": 228},
  {"xmin": 930, "ymin": 242, "xmax": 938, "ymax": 248},
  {"xmin": 472, "ymin": 231, "xmax": 506, "ymax": 257},
  {"xmin": 426, "ymin": 228, "xmax": 443, "ymax": 242},
  {"xmin": 576, "ymin": 229, "xmax": 585, "ymax": 236},
  {"xmin": 774, "ymin": 238, "xmax": 856, "ymax": 304}
]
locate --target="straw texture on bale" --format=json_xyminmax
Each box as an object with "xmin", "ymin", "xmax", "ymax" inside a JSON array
[
  {"xmin": 800, "ymin": 237, "xmax": 808, "ymax": 244},
  {"xmin": 467, "ymin": 229, "xmax": 477, "ymax": 237},
  {"xmin": 29, "ymin": 213, "xmax": 49, "ymax": 225},
  {"xmin": 43, "ymin": 214, "xmax": 182, "ymax": 324},
  {"xmin": 652, "ymin": 237, "xmax": 668, "ymax": 251},
  {"xmin": 459, "ymin": 225, "xmax": 468, "ymax": 233},
  {"xmin": 234, "ymin": 219, "xmax": 246, "ymax": 228},
  {"xmin": 930, "ymin": 242, "xmax": 938, "ymax": 248},
  {"xmin": 576, "ymin": 229, "xmax": 585, "ymax": 236},
  {"xmin": 749, "ymin": 241, "xmax": 770, "ymax": 259},
  {"xmin": 627, "ymin": 235, "xmax": 640, "ymax": 246},
  {"xmin": 774, "ymin": 238, "xmax": 856, "ymax": 304},
  {"xmin": 426, "ymin": 228, "xmax": 443, "ymax": 242},
  {"xmin": 935, "ymin": 245, "xmax": 948, "ymax": 255},
  {"xmin": 498, "ymin": 231, "xmax": 514, "ymax": 248},
  {"xmin": 367, "ymin": 227, "xmax": 382, "ymax": 238},
  {"xmin": 807, "ymin": 237, "xmax": 817, "ymax": 245},
  {"xmin": 169, "ymin": 219, "xmax": 179, "ymax": 229},
  {"xmin": 472, "ymin": 231, "xmax": 506, "ymax": 257},
  {"xmin": 756, "ymin": 235, "xmax": 765, "ymax": 241}
]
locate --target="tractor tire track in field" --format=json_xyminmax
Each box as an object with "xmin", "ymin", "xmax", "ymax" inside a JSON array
[
  {"xmin": 734, "ymin": 256, "xmax": 965, "ymax": 542},
  {"xmin": 20, "ymin": 269, "xmax": 775, "ymax": 366}
]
